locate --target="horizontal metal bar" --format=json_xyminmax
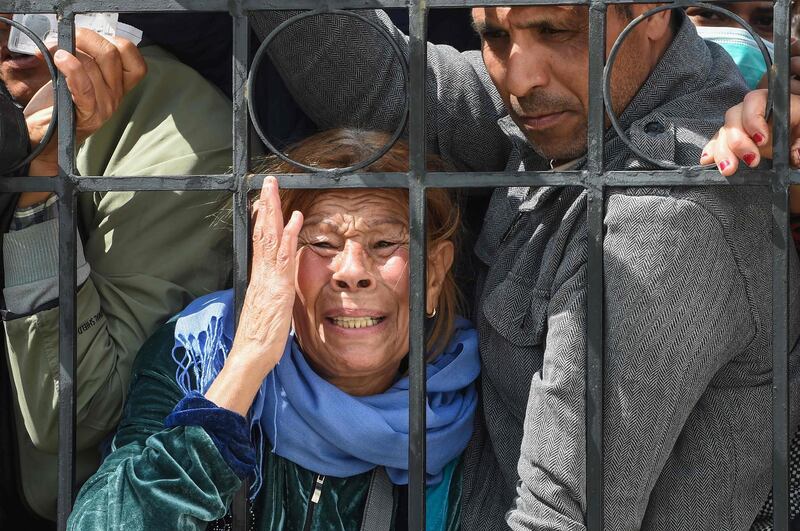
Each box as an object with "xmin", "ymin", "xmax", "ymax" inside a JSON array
[
  {"xmin": 602, "ymin": 170, "xmax": 777, "ymax": 187},
  {"xmin": 247, "ymin": 172, "xmax": 411, "ymax": 189},
  {"xmin": 0, "ymin": 177, "xmax": 58, "ymax": 193},
  {"xmin": 74, "ymin": 176, "xmax": 236, "ymax": 192},
  {"xmin": 0, "ymin": 0, "xmax": 762, "ymax": 12},
  {"xmin": 1, "ymin": 170, "xmax": 792, "ymax": 193},
  {"xmin": 425, "ymin": 170, "xmax": 779, "ymax": 188},
  {"xmin": 0, "ymin": 0, "xmax": 408, "ymax": 12}
]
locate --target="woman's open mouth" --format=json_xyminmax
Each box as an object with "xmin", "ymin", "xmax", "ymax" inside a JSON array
[{"xmin": 328, "ymin": 316, "xmax": 386, "ymax": 329}]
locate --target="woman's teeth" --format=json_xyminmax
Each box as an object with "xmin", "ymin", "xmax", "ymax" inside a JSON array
[{"xmin": 331, "ymin": 316, "xmax": 383, "ymax": 329}]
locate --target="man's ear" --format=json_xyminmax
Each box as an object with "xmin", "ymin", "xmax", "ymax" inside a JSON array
[
  {"xmin": 426, "ymin": 240, "xmax": 455, "ymax": 314},
  {"xmin": 639, "ymin": 4, "xmax": 672, "ymax": 42}
]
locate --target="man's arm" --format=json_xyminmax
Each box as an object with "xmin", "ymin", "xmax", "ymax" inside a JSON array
[
  {"xmin": 251, "ymin": 10, "xmax": 511, "ymax": 172},
  {"xmin": 2, "ymin": 45, "xmax": 233, "ymax": 454},
  {"xmin": 508, "ymin": 193, "xmax": 757, "ymax": 530}
]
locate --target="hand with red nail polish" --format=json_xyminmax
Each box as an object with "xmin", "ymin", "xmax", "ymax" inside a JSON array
[{"xmin": 702, "ymin": 89, "xmax": 800, "ymax": 176}]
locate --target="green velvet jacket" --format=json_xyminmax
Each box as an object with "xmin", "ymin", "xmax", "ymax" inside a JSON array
[{"xmin": 67, "ymin": 321, "xmax": 463, "ymax": 530}]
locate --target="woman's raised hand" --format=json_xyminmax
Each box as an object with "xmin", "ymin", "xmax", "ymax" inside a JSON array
[
  {"xmin": 205, "ymin": 177, "xmax": 303, "ymax": 416},
  {"xmin": 700, "ymin": 89, "xmax": 800, "ymax": 175}
]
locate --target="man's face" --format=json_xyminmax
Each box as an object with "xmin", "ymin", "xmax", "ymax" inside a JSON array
[
  {"xmin": 0, "ymin": 13, "xmax": 52, "ymax": 105},
  {"xmin": 687, "ymin": 2, "xmax": 773, "ymax": 41},
  {"xmin": 473, "ymin": 6, "xmax": 659, "ymax": 162}
]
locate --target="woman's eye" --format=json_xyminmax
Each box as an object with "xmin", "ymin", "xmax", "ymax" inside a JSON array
[
  {"xmin": 751, "ymin": 16, "xmax": 774, "ymax": 33},
  {"xmin": 374, "ymin": 240, "xmax": 398, "ymax": 249},
  {"xmin": 311, "ymin": 241, "xmax": 337, "ymax": 250}
]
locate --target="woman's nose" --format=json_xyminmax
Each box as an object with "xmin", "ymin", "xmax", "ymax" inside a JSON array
[{"xmin": 331, "ymin": 241, "xmax": 374, "ymax": 291}]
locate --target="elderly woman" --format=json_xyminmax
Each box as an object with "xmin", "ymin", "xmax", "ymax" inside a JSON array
[{"xmin": 66, "ymin": 129, "xmax": 478, "ymax": 531}]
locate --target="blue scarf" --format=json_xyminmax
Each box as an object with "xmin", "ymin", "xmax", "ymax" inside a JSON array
[{"xmin": 171, "ymin": 289, "xmax": 480, "ymax": 498}]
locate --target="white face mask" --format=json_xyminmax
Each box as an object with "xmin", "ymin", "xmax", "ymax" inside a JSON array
[{"xmin": 696, "ymin": 25, "xmax": 775, "ymax": 89}]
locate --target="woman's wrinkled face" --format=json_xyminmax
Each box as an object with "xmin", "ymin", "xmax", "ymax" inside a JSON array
[{"xmin": 291, "ymin": 189, "xmax": 417, "ymax": 394}]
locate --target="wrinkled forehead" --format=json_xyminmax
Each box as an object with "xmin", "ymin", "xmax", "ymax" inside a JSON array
[{"xmin": 302, "ymin": 189, "xmax": 409, "ymax": 229}]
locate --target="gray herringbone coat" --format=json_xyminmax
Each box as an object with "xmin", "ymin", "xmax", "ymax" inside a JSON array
[{"xmin": 254, "ymin": 10, "xmax": 800, "ymax": 531}]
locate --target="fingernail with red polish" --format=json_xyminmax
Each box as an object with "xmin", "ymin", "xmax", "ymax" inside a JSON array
[
  {"xmin": 719, "ymin": 160, "xmax": 730, "ymax": 171},
  {"xmin": 753, "ymin": 133, "xmax": 765, "ymax": 145},
  {"xmin": 743, "ymin": 153, "xmax": 757, "ymax": 166}
]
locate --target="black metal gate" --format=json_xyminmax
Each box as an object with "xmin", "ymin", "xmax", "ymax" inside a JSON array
[{"xmin": 0, "ymin": 1, "xmax": 794, "ymax": 531}]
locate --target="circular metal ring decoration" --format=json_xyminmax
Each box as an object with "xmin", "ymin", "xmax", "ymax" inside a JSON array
[
  {"xmin": 248, "ymin": 9, "xmax": 410, "ymax": 174},
  {"xmin": 603, "ymin": 2, "xmax": 772, "ymax": 170},
  {"xmin": 0, "ymin": 15, "xmax": 59, "ymax": 174}
]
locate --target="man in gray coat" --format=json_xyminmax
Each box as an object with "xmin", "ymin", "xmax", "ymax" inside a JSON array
[{"xmin": 254, "ymin": 5, "xmax": 800, "ymax": 530}]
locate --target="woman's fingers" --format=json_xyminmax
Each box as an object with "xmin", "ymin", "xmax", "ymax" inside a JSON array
[
  {"xmin": 701, "ymin": 104, "xmax": 747, "ymax": 175},
  {"xmin": 277, "ymin": 211, "xmax": 303, "ymax": 274},
  {"xmin": 722, "ymin": 103, "xmax": 762, "ymax": 169},
  {"xmin": 740, "ymin": 90, "xmax": 770, "ymax": 149},
  {"xmin": 710, "ymin": 128, "xmax": 742, "ymax": 176},
  {"xmin": 790, "ymin": 125, "xmax": 800, "ymax": 166},
  {"xmin": 252, "ymin": 177, "xmax": 286, "ymax": 264}
]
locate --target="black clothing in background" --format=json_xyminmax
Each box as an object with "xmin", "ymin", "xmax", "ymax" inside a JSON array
[
  {"xmin": 120, "ymin": 12, "xmax": 316, "ymax": 149},
  {"xmin": 386, "ymin": 8, "xmax": 480, "ymax": 52},
  {"xmin": 119, "ymin": 10, "xmax": 479, "ymax": 150}
]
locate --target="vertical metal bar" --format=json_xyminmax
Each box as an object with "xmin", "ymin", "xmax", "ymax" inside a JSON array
[
  {"xmin": 771, "ymin": 1, "xmax": 791, "ymax": 529},
  {"xmin": 408, "ymin": 1, "xmax": 428, "ymax": 529},
  {"xmin": 231, "ymin": 5, "xmax": 250, "ymax": 360},
  {"xmin": 586, "ymin": 2, "xmax": 606, "ymax": 531},
  {"xmin": 56, "ymin": 11, "xmax": 77, "ymax": 531},
  {"xmin": 231, "ymin": 6, "xmax": 251, "ymax": 531}
]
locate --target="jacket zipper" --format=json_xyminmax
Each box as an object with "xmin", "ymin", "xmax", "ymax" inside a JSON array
[{"xmin": 302, "ymin": 474, "xmax": 325, "ymax": 531}]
